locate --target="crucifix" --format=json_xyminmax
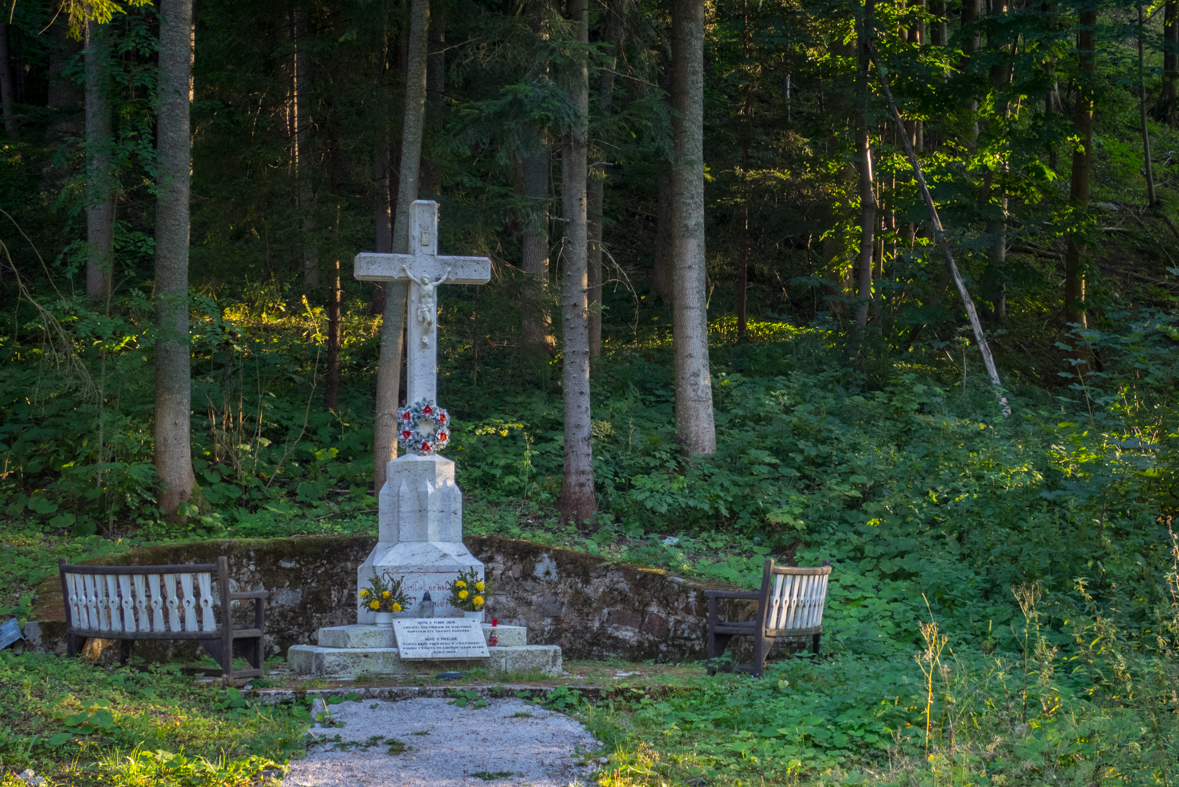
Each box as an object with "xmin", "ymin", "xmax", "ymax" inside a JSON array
[{"xmin": 355, "ymin": 200, "xmax": 491, "ymax": 405}]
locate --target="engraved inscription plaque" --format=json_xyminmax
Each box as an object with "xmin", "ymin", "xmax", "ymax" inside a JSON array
[{"xmin": 394, "ymin": 618, "xmax": 490, "ymax": 660}]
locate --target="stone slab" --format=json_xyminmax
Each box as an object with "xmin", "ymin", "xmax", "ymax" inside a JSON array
[
  {"xmin": 394, "ymin": 618, "xmax": 489, "ymax": 660},
  {"xmin": 287, "ymin": 644, "xmax": 562, "ymax": 678},
  {"xmin": 318, "ymin": 625, "xmax": 395, "ymax": 649},
  {"xmin": 482, "ymin": 624, "xmax": 526, "ymax": 648},
  {"xmin": 315, "ymin": 623, "xmax": 527, "ymax": 650}
]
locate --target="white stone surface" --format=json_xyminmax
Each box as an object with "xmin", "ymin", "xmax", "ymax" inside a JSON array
[
  {"xmin": 357, "ymin": 453, "xmax": 485, "ymax": 624},
  {"xmin": 376, "ymin": 455, "xmax": 462, "ymax": 543},
  {"xmin": 394, "ymin": 618, "xmax": 489, "ymax": 660},
  {"xmin": 314, "ymin": 623, "xmax": 527, "ymax": 650},
  {"xmin": 318, "ymin": 625, "xmax": 395, "ymax": 649},
  {"xmin": 352, "ymin": 200, "xmax": 491, "ymax": 405},
  {"xmin": 287, "ymin": 644, "xmax": 563, "ymax": 677}
]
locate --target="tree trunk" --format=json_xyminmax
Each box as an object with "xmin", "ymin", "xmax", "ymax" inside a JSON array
[
  {"xmin": 1163, "ymin": 0, "xmax": 1178, "ymax": 122},
  {"xmin": 422, "ymin": 6, "xmax": 445, "ymax": 197},
  {"xmin": 983, "ymin": 0, "xmax": 1012, "ymax": 320},
  {"xmin": 374, "ymin": 0, "xmax": 429, "ymax": 494},
  {"xmin": 559, "ymin": 0, "xmax": 596, "ymax": 527},
  {"xmin": 325, "ymin": 259, "xmax": 342, "ymax": 411},
  {"xmin": 736, "ymin": 0, "xmax": 751, "ymax": 340},
  {"xmin": 1141, "ymin": 5, "xmax": 1158, "ymax": 206},
  {"xmin": 588, "ymin": 0, "xmax": 624, "ymax": 359},
  {"xmin": 522, "ymin": 137, "xmax": 555, "ymax": 355},
  {"xmin": 1063, "ymin": 5, "xmax": 1096, "ymax": 370},
  {"xmin": 0, "ymin": 23, "xmax": 17, "ymax": 137},
  {"xmin": 48, "ymin": 19, "xmax": 82, "ymax": 137},
  {"xmin": 371, "ymin": 137, "xmax": 394, "ymax": 314},
  {"xmin": 651, "ymin": 162, "xmax": 674, "ymax": 302},
  {"xmin": 960, "ymin": 0, "xmax": 981, "ymax": 149},
  {"xmin": 154, "ymin": 0, "xmax": 196, "ymax": 523},
  {"xmin": 294, "ymin": 4, "xmax": 318, "ymax": 292},
  {"xmin": 670, "ymin": 0, "xmax": 716, "ymax": 455},
  {"xmin": 930, "ymin": 1, "xmax": 947, "ymax": 47},
  {"xmin": 85, "ymin": 18, "xmax": 114, "ymax": 304},
  {"xmin": 854, "ymin": 0, "xmax": 877, "ymax": 338}
]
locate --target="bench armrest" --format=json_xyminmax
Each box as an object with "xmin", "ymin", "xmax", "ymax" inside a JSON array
[
  {"xmin": 230, "ymin": 590, "xmax": 269, "ymax": 600},
  {"xmin": 702, "ymin": 590, "xmax": 759, "ymax": 600}
]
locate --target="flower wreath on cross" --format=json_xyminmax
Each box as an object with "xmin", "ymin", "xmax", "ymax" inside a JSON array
[{"xmin": 398, "ymin": 398, "xmax": 451, "ymax": 455}]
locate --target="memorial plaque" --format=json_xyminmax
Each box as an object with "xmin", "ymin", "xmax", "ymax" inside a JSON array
[{"xmin": 394, "ymin": 618, "xmax": 490, "ymax": 660}]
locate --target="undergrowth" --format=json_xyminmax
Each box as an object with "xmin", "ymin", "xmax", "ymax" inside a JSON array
[{"xmin": 0, "ymin": 653, "xmax": 307, "ymax": 786}]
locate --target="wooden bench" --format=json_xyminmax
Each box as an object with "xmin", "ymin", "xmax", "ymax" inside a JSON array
[
  {"xmin": 704, "ymin": 559, "xmax": 832, "ymax": 677},
  {"xmin": 58, "ymin": 556, "xmax": 268, "ymax": 681}
]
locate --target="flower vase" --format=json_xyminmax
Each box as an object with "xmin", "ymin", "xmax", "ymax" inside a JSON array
[
  {"xmin": 374, "ymin": 611, "xmax": 394, "ymax": 626},
  {"xmin": 463, "ymin": 610, "xmax": 484, "ymax": 623}
]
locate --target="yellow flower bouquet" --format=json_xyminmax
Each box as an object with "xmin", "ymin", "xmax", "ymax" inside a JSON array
[
  {"xmin": 359, "ymin": 573, "xmax": 410, "ymax": 614},
  {"xmin": 446, "ymin": 569, "xmax": 487, "ymax": 612}
]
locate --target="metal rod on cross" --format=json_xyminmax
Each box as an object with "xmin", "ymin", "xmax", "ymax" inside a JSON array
[{"xmin": 355, "ymin": 201, "xmax": 492, "ymax": 405}]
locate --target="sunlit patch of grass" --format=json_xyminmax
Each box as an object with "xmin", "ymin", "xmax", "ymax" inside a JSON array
[{"xmin": 93, "ymin": 748, "xmax": 281, "ymax": 787}]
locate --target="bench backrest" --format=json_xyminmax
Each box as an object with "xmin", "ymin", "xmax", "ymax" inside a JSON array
[
  {"xmin": 58, "ymin": 558, "xmax": 228, "ymax": 635},
  {"xmin": 761, "ymin": 560, "xmax": 832, "ymax": 633}
]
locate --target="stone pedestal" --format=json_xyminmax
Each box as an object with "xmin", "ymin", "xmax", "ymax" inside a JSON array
[
  {"xmin": 356, "ymin": 454, "xmax": 483, "ymax": 624},
  {"xmin": 288, "ymin": 623, "xmax": 562, "ymax": 678}
]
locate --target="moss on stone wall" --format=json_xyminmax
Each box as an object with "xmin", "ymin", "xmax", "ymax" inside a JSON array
[{"xmin": 29, "ymin": 535, "xmax": 751, "ymax": 663}]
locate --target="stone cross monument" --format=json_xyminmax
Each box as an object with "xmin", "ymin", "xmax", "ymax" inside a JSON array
[{"xmin": 353, "ymin": 200, "xmax": 491, "ymax": 622}]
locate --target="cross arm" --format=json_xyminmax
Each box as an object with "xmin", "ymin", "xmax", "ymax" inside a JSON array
[{"xmin": 354, "ymin": 253, "xmax": 491, "ymax": 285}]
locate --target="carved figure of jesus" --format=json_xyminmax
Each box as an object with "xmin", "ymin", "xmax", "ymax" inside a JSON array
[{"xmin": 403, "ymin": 265, "xmax": 452, "ymax": 346}]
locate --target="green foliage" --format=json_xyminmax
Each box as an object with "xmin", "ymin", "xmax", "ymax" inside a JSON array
[
  {"xmin": 0, "ymin": 652, "xmax": 303, "ymax": 786},
  {"xmin": 448, "ymin": 689, "xmax": 489, "ymax": 710}
]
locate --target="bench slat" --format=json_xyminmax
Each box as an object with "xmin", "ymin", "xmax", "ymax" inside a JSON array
[
  {"xmin": 165, "ymin": 574, "xmax": 181, "ymax": 631},
  {"xmin": 133, "ymin": 575, "xmax": 149, "ymax": 632},
  {"xmin": 88, "ymin": 574, "xmax": 107, "ymax": 632},
  {"xmin": 198, "ymin": 573, "xmax": 216, "ymax": 632},
  {"xmin": 180, "ymin": 573, "xmax": 198, "ymax": 631},
  {"xmin": 106, "ymin": 575, "xmax": 123, "ymax": 633},
  {"xmin": 66, "ymin": 574, "xmax": 84, "ymax": 630},
  {"xmin": 119, "ymin": 576, "xmax": 135, "ymax": 633},
  {"xmin": 149, "ymin": 574, "xmax": 164, "ymax": 631}
]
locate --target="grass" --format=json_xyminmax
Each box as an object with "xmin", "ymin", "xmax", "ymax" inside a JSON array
[{"xmin": 0, "ymin": 652, "xmax": 307, "ymax": 786}]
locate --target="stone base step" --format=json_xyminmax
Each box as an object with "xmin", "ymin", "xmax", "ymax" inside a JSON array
[
  {"xmin": 315, "ymin": 623, "xmax": 527, "ymax": 649},
  {"xmin": 287, "ymin": 644, "xmax": 562, "ymax": 678}
]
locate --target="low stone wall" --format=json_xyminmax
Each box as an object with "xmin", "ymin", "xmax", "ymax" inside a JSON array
[{"xmin": 27, "ymin": 535, "xmax": 749, "ymax": 663}]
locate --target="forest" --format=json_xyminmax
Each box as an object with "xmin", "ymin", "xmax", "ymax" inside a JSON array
[{"xmin": 2, "ymin": 0, "xmax": 1179, "ymax": 783}]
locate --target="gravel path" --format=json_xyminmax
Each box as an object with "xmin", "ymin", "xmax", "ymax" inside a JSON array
[{"xmin": 284, "ymin": 697, "xmax": 601, "ymax": 787}]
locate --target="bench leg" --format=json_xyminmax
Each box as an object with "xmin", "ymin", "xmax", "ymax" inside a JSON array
[
  {"xmin": 706, "ymin": 634, "xmax": 733, "ymax": 676},
  {"xmin": 65, "ymin": 633, "xmax": 82, "ymax": 658},
  {"xmin": 812, "ymin": 633, "xmax": 821, "ymax": 661},
  {"xmin": 752, "ymin": 634, "xmax": 767, "ymax": 678},
  {"xmin": 119, "ymin": 639, "xmax": 133, "ymax": 666}
]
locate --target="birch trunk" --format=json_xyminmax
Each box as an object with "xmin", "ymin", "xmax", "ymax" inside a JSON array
[
  {"xmin": 154, "ymin": 0, "xmax": 196, "ymax": 522},
  {"xmin": 373, "ymin": 0, "xmax": 429, "ymax": 494},
  {"xmin": 85, "ymin": 18, "xmax": 114, "ymax": 303},
  {"xmin": 670, "ymin": 0, "xmax": 716, "ymax": 455},
  {"xmin": 559, "ymin": 0, "xmax": 596, "ymax": 526}
]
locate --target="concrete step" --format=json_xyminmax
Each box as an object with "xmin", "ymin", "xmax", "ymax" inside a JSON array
[
  {"xmin": 288, "ymin": 643, "xmax": 562, "ymax": 678},
  {"xmin": 315, "ymin": 623, "xmax": 527, "ymax": 649}
]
